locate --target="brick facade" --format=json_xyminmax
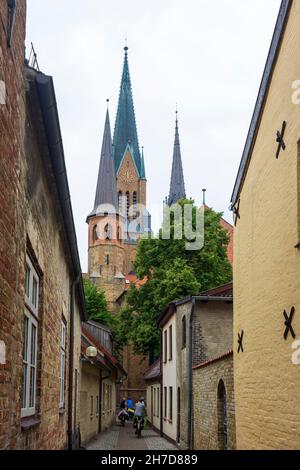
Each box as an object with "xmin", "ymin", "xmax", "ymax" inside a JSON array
[
  {"xmin": 0, "ymin": 2, "xmax": 85, "ymax": 449},
  {"xmin": 175, "ymin": 295, "xmax": 233, "ymax": 449},
  {"xmin": 193, "ymin": 353, "xmax": 236, "ymax": 450}
]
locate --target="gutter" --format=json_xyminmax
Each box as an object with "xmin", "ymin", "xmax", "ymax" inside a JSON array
[
  {"xmin": 32, "ymin": 71, "xmax": 88, "ymax": 450},
  {"xmin": 67, "ymin": 275, "xmax": 80, "ymax": 450},
  {"xmin": 187, "ymin": 297, "xmax": 196, "ymax": 450},
  {"xmin": 35, "ymin": 72, "xmax": 86, "ymax": 321}
]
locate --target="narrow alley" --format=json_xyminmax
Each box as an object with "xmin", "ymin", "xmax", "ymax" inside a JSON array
[{"xmin": 86, "ymin": 423, "xmax": 178, "ymax": 451}]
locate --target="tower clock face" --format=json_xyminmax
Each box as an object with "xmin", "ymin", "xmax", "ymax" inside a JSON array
[{"xmin": 121, "ymin": 170, "xmax": 135, "ymax": 184}]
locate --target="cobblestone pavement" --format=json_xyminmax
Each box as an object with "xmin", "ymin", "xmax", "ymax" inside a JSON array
[{"xmin": 86, "ymin": 423, "xmax": 178, "ymax": 451}]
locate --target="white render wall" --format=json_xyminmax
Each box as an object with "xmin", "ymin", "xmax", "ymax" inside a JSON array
[{"xmin": 162, "ymin": 314, "xmax": 177, "ymax": 442}]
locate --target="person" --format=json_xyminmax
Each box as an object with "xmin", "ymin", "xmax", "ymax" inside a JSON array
[
  {"xmin": 127, "ymin": 396, "xmax": 133, "ymax": 409},
  {"xmin": 133, "ymin": 397, "xmax": 146, "ymax": 434},
  {"xmin": 120, "ymin": 397, "xmax": 127, "ymax": 410}
]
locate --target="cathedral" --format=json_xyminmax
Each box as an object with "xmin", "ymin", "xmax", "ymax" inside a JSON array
[{"xmin": 86, "ymin": 46, "xmax": 187, "ymax": 399}]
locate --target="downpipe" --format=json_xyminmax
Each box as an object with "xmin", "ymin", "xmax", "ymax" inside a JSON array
[{"xmin": 188, "ymin": 297, "xmax": 196, "ymax": 450}]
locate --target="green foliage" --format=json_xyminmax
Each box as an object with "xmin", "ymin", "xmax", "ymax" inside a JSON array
[
  {"xmin": 116, "ymin": 200, "xmax": 232, "ymax": 356},
  {"xmin": 83, "ymin": 278, "xmax": 115, "ymax": 328}
]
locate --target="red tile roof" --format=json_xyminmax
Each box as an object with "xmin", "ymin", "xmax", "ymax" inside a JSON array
[{"xmin": 200, "ymin": 281, "xmax": 233, "ymax": 298}]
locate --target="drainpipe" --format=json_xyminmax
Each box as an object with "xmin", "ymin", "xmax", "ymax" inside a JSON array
[
  {"xmin": 68, "ymin": 275, "xmax": 80, "ymax": 451},
  {"xmin": 160, "ymin": 329, "xmax": 163, "ymax": 437},
  {"xmin": 187, "ymin": 297, "xmax": 196, "ymax": 450},
  {"xmin": 99, "ymin": 372, "xmax": 111, "ymax": 434}
]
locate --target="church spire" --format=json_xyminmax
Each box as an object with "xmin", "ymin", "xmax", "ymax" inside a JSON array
[
  {"xmin": 168, "ymin": 111, "xmax": 186, "ymax": 206},
  {"xmin": 113, "ymin": 46, "xmax": 142, "ymax": 177},
  {"xmin": 88, "ymin": 107, "xmax": 117, "ymax": 219}
]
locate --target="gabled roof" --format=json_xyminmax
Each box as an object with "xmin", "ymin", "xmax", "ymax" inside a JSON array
[
  {"xmin": 168, "ymin": 113, "xmax": 186, "ymax": 206},
  {"xmin": 82, "ymin": 325, "xmax": 127, "ymax": 376},
  {"xmin": 88, "ymin": 109, "xmax": 117, "ymax": 220},
  {"xmin": 29, "ymin": 69, "xmax": 87, "ymax": 321},
  {"xmin": 144, "ymin": 359, "xmax": 161, "ymax": 381},
  {"xmin": 113, "ymin": 47, "xmax": 142, "ymax": 177},
  {"xmin": 231, "ymin": 0, "xmax": 292, "ymax": 207}
]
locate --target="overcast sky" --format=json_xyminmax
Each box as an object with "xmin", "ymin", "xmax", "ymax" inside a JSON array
[{"xmin": 26, "ymin": 0, "xmax": 281, "ymax": 271}]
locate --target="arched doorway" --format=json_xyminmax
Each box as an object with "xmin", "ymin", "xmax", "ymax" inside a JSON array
[{"xmin": 217, "ymin": 379, "xmax": 228, "ymax": 450}]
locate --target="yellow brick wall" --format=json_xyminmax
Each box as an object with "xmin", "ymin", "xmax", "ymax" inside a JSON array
[{"xmin": 234, "ymin": 0, "xmax": 300, "ymax": 449}]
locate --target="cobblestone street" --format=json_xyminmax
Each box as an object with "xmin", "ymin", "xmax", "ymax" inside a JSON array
[{"xmin": 86, "ymin": 424, "xmax": 178, "ymax": 451}]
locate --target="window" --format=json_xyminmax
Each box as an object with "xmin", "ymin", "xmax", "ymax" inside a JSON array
[
  {"xmin": 22, "ymin": 255, "xmax": 39, "ymax": 418},
  {"xmin": 100, "ymin": 265, "xmax": 103, "ymax": 275},
  {"xmin": 93, "ymin": 225, "xmax": 98, "ymax": 242},
  {"xmin": 91, "ymin": 396, "xmax": 94, "ymax": 417},
  {"xmin": 118, "ymin": 191, "xmax": 123, "ymax": 213},
  {"xmin": 104, "ymin": 224, "xmax": 112, "ymax": 240},
  {"xmin": 169, "ymin": 325, "xmax": 173, "ymax": 361},
  {"xmin": 59, "ymin": 321, "xmax": 66, "ymax": 408},
  {"xmin": 157, "ymin": 388, "xmax": 160, "ymax": 417},
  {"xmin": 182, "ymin": 316, "xmax": 187, "ymax": 349},
  {"xmin": 164, "ymin": 387, "xmax": 167, "ymax": 419},
  {"xmin": 126, "ymin": 192, "xmax": 130, "ymax": 218},
  {"xmin": 133, "ymin": 191, "xmax": 137, "ymax": 218},
  {"xmin": 169, "ymin": 387, "xmax": 173, "ymax": 422},
  {"xmin": 164, "ymin": 330, "xmax": 167, "ymax": 363},
  {"xmin": 106, "ymin": 255, "xmax": 110, "ymax": 266}
]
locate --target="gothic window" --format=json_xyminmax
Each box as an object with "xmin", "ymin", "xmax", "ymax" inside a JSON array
[
  {"xmin": 104, "ymin": 224, "xmax": 112, "ymax": 240},
  {"xmin": 126, "ymin": 191, "xmax": 130, "ymax": 218},
  {"xmin": 118, "ymin": 191, "xmax": 123, "ymax": 213},
  {"xmin": 217, "ymin": 380, "xmax": 228, "ymax": 450},
  {"xmin": 182, "ymin": 316, "xmax": 187, "ymax": 349},
  {"xmin": 106, "ymin": 255, "xmax": 110, "ymax": 266},
  {"xmin": 93, "ymin": 225, "xmax": 98, "ymax": 242},
  {"xmin": 117, "ymin": 226, "xmax": 121, "ymax": 241},
  {"xmin": 133, "ymin": 191, "xmax": 137, "ymax": 218}
]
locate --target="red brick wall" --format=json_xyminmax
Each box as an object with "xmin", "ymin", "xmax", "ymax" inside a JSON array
[{"xmin": 0, "ymin": 0, "xmax": 27, "ymax": 450}]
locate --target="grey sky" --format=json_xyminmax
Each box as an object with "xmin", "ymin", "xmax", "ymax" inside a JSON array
[{"xmin": 26, "ymin": 0, "xmax": 281, "ymax": 271}]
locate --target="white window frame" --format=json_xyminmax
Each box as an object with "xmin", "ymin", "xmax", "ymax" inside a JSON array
[
  {"xmin": 22, "ymin": 309, "xmax": 38, "ymax": 418},
  {"xmin": 22, "ymin": 255, "xmax": 39, "ymax": 418},
  {"xmin": 59, "ymin": 321, "xmax": 66, "ymax": 409},
  {"xmin": 25, "ymin": 255, "xmax": 39, "ymax": 317}
]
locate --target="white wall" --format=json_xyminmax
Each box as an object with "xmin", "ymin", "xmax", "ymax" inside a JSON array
[
  {"xmin": 162, "ymin": 314, "xmax": 177, "ymax": 442},
  {"xmin": 146, "ymin": 382, "xmax": 161, "ymax": 431}
]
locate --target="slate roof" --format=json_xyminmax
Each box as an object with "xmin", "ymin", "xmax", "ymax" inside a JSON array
[
  {"xmin": 88, "ymin": 109, "xmax": 117, "ymax": 219},
  {"xmin": 168, "ymin": 113, "xmax": 186, "ymax": 206},
  {"xmin": 113, "ymin": 47, "xmax": 142, "ymax": 177},
  {"xmin": 144, "ymin": 359, "xmax": 161, "ymax": 381}
]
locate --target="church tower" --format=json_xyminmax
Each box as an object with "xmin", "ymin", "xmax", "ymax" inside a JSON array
[
  {"xmin": 87, "ymin": 47, "xmax": 149, "ymax": 311},
  {"xmin": 87, "ymin": 107, "xmax": 126, "ymax": 311},
  {"xmin": 168, "ymin": 111, "xmax": 186, "ymax": 206},
  {"xmin": 113, "ymin": 46, "xmax": 148, "ymax": 274}
]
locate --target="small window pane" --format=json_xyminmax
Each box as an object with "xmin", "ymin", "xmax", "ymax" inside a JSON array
[
  {"xmin": 22, "ymin": 364, "xmax": 28, "ymax": 408},
  {"xmin": 32, "ymin": 277, "xmax": 38, "ymax": 308},
  {"xmin": 25, "ymin": 264, "xmax": 30, "ymax": 298}
]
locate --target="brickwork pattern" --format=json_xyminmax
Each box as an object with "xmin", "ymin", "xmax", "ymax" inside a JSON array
[{"xmin": 193, "ymin": 355, "xmax": 236, "ymax": 450}]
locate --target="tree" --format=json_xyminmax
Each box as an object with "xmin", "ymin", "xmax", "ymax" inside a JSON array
[
  {"xmin": 116, "ymin": 200, "xmax": 232, "ymax": 356},
  {"xmin": 83, "ymin": 278, "xmax": 115, "ymax": 328}
]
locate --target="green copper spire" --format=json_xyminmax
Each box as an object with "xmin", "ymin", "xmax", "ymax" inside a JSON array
[{"xmin": 113, "ymin": 47, "xmax": 142, "ymax": 177}]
